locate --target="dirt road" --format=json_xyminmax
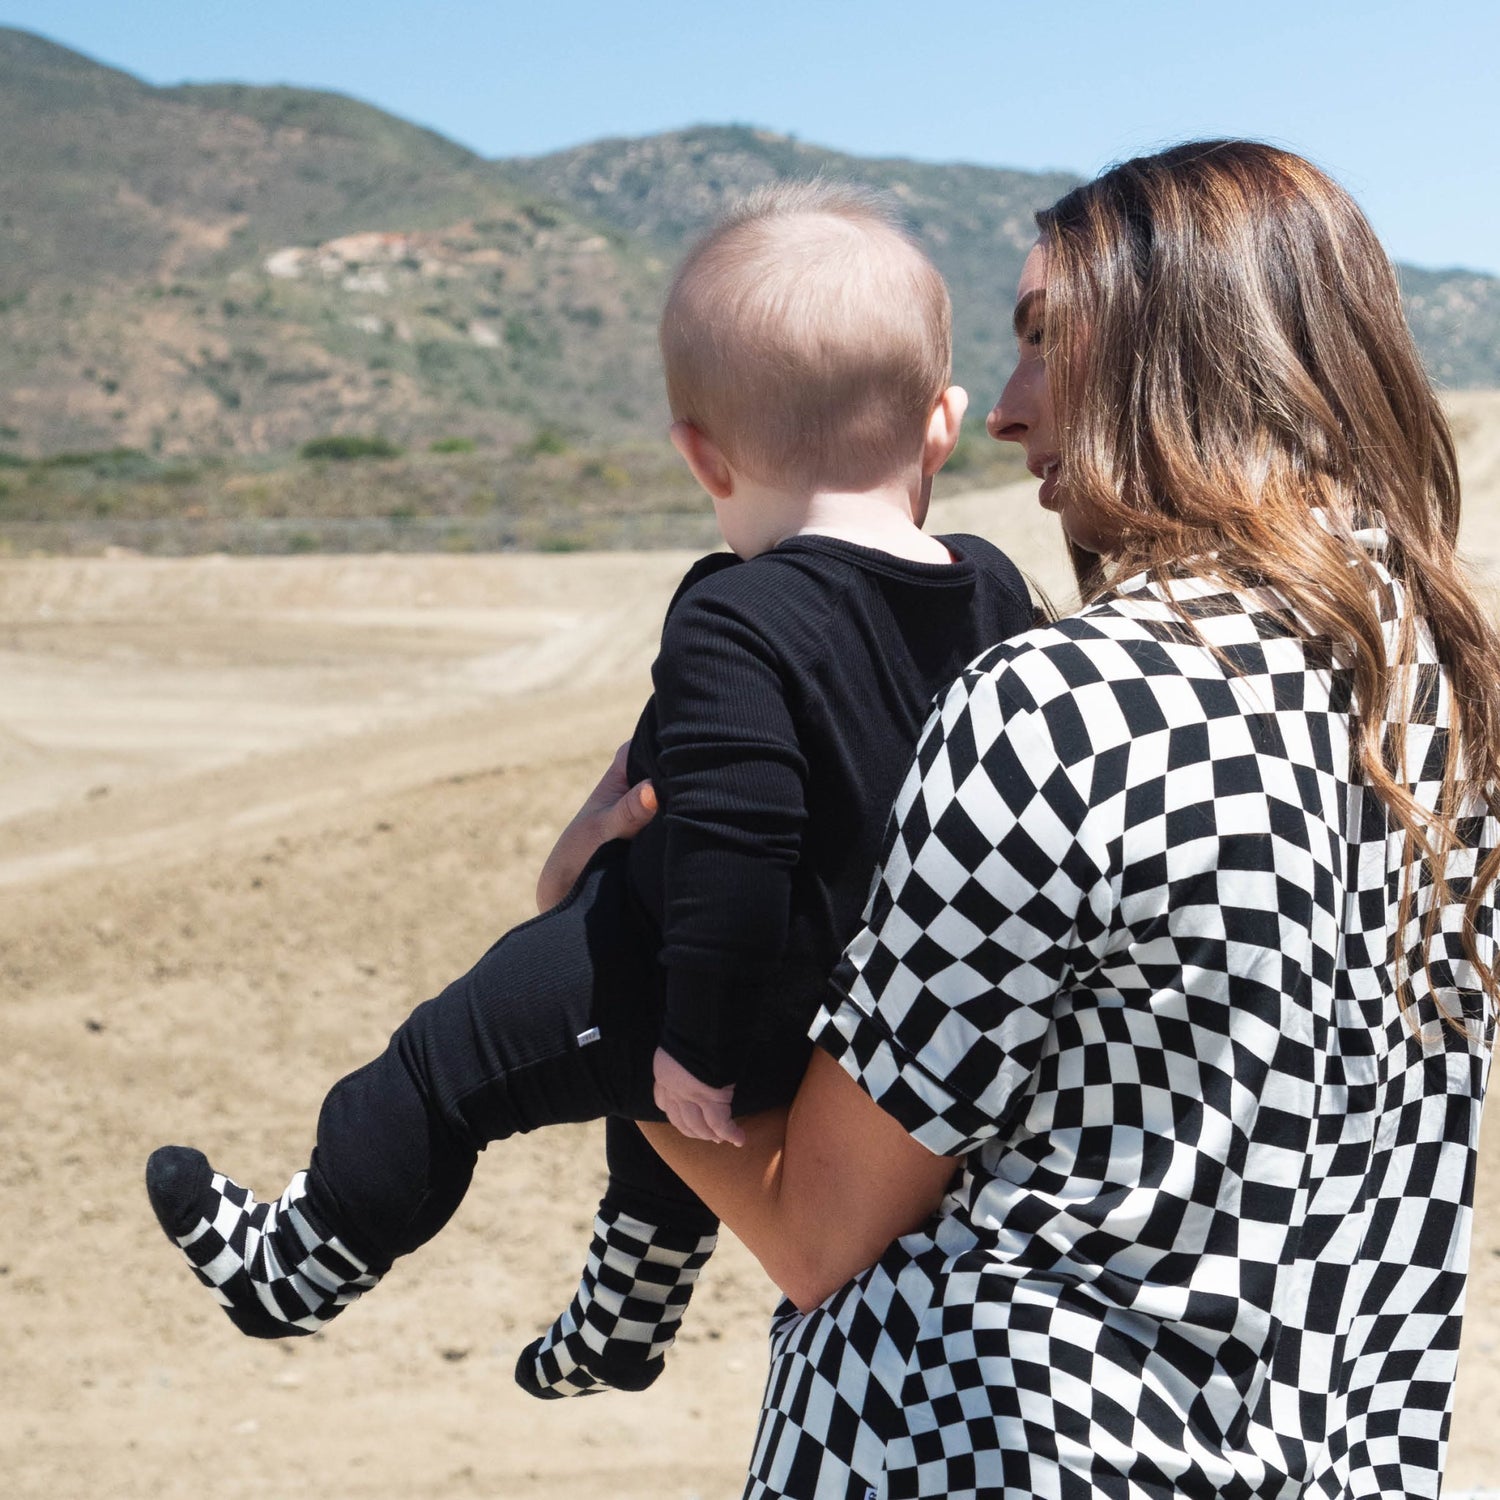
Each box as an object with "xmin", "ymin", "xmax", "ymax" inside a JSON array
[{"xmin": 6, "ymin": 413, "xmax": 1500, "ymax": 1496}]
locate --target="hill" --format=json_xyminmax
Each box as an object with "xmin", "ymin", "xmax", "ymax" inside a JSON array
[
  {"xmin": 497, "ymin": 126, "xmax": 1077, "ymax": 424},
  {"xmin": 0, "ymin": 28, "xmax": 669, "ymax": 459},
  {"xmin": 504, "ymin": 127, "xmax": 1500, "ymax": 397},
  {"xmin": 1397, "ymin": 267, "xmax": 1500, "ymax": 389},
  {"xmin": 0, "ymin": 25, "xmax": 1497, "ymax": 471}
]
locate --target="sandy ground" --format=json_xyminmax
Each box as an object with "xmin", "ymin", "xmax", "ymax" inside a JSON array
[{"xmin": 7, "ymin": 403, "xmax": 1500, "ymax": 1498}]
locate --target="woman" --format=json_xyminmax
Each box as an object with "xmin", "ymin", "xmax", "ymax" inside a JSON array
[{"xmin": 640, "ymin": 141, "xmax": 1500, "ymax": 1499}]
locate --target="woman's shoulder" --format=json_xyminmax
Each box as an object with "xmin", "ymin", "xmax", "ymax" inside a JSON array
[
  {"xmin": 959, "ymin": 593, "xmax": 1162, "ymax": 691},
  {"xmin": 953, "ymin": 572, "xmax": 1288, "ymax": 719}
]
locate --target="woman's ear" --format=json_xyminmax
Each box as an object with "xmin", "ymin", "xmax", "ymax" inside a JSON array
[
  {"xmin": 669, "ymin": 421, "xmax": 735, "ymax": 500},
  {"xmin": 921, "ymin": 386, "xmax": 969, "ymax": 475}
]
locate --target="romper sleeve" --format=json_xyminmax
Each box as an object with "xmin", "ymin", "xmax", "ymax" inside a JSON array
[
  {"xmin": 813, "ymin": 658, "xmax": 1108, "ymax": 1157},
  {"xmin": 652, "ymin": 580, "xmax": 808, "ymax": 1088}
]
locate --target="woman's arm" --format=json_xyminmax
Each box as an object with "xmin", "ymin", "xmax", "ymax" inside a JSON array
[
  {"xmin": 641, "ymin": 1048, "xmax": 957, "ymax": 1312},
  {"xmin": 535, "ymin": 742, "xmax": 657, "ymax": 911}
]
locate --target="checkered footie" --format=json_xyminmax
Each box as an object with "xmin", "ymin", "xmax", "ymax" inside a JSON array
[
  {"xmin": 145, "ymin": 1144, "xmax": 380, "ymax": 1339},
  {"xmin": 515, "ymin": 1204, "xmax": 717, "ymax": 1398}
]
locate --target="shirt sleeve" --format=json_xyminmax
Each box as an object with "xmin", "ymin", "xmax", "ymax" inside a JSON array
[
  {"xmin": 652, "ymin": 581, "xmax": 809, "ymax": 1087},
  {"xmin": 813, "ymin": 661, "xmax": 1107, "ymax": 1157}
]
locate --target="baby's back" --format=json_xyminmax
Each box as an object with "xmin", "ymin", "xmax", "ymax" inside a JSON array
[{"xmin": 625, "ymin": 532, "xmax": 1034, "ymax": 1099}]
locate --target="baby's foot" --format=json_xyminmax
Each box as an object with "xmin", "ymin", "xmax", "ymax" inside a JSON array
[
  {"xmin": 515, "ymin": 1205, "xmax": 717, "ymax": 1399},
  {"xmin": 516, "ymin": 1299, "xmax": 651, "ymax": 1398},
  {"xmin": 145, "ymin": 1145, "xmax": 380, "ymax": 1339}
]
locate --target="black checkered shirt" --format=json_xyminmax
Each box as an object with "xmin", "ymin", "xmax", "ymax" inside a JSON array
[{"xmin": 747, "ymin": 537, "xmax": 1496, "ymax": 1500}]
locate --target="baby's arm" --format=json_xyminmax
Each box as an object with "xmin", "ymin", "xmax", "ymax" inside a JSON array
[{"xmin": 651, "ymin": 584, "xmax": 807, "ymax": 1123}]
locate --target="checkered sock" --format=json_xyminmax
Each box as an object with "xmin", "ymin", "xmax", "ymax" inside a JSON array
[
  {"xmin": 514, "ymin": 1204, "xmax": 718, "ymax": 1399},
  {"xmin": 145, "ymin": 1144, "xmax": 382, "ymax": 1339}
]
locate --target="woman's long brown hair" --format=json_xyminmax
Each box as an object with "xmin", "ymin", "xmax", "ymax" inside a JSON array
[{"xmin": 1038, "ymin": 140, "xmax": 1500, "ymax": 1022}]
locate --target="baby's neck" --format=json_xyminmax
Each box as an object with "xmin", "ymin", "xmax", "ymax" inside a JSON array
[{"xmin": 787, "ymin": 486, "xmax": 953, "ymax": 564}]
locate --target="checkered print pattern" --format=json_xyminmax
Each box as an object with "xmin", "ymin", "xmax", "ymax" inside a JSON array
[
  {"xmin": 172, "ymin": 1166, "xmax": 377, "ymax": 1336},
  {"xmin": 747, "ymin": 544, "xmax": 1497, "ymax": 1499},
  {"xmin": 520, "ymin": 1205, "xmax": 718, "ymax": 1397}
]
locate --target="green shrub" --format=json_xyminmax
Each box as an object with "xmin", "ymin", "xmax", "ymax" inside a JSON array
[
  {"xmin": 429, "ymin": 436, "xmax": 476, "ymax": 454},
  {"xmin": 581, "ymin": 460, "xmax": 630, "ymax": 489},
  {"xmin": 504, "ymin": 316, "xmax": 537, "ymax": 351},
  {"xmin": 37, "ymin": 447, "xmax": 150, "ymax": 475},
  {"xmin": 298, "ymin": 434, "xmax": 403, "ymax": 461},
  {"xmin": 523, "ymin": 426, "xmax": 569, "ymax": 457},
  {"xmin": 416, "ymin": 340, "xmax": 464, "ymax": 375}
]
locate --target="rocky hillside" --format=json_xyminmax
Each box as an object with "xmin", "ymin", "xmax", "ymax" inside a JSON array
[
  {"xmin": 0, "ymin": 29, "xmax": 668, "ymax": 458},
  {"xmin": 1, "ymin": 25, "xmax": 1496, "ymax": 464}
]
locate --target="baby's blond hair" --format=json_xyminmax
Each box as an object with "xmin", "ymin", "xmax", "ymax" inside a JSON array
[{"xmin": 660, "ymin": 182, "xmax": 951, "ymax": 491}]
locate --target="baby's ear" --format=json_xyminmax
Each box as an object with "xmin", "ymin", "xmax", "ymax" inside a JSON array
[
  {"xmin": 669, "ymin": 421, "xmax": 734, "ymax": 499},
  {"xmin": 922, "ymin": 386, "xmax": 969, "ymax": 475}
]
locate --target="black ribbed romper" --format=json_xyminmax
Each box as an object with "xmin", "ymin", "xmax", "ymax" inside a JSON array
[{"xmin": 303, "ymin": 533, "xmax": 1035, "ymax": 1261}]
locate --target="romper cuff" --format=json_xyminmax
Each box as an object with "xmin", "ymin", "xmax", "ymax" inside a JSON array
[{"xmin": 661, "ymin": 967, "xmax": 748, "ymax": 1089}]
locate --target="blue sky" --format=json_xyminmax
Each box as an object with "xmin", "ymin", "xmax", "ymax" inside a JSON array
[{"xmin": 2, "ymin": 0, "xmax": 1496, "ymax": 274}]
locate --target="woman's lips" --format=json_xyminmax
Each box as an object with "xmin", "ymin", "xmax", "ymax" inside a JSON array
[{"xmin": 1034, "ymin": 459, "xmax": 1061, "ymax": 510}]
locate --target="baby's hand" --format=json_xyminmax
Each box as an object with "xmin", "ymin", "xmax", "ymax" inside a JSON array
[{"xmin": 653, "ymin": 1047, "xmax": 745, "ymax": 1146}]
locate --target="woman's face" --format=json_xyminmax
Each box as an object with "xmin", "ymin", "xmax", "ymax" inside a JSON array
[{"xmin": 986, "ymin": 244, "xmax": 1115, "ymax": 555}]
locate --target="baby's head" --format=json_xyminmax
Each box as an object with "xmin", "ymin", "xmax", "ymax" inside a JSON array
[{"xmin": 660, "ymin": 182, "xmax": 952, "ymax": 493}]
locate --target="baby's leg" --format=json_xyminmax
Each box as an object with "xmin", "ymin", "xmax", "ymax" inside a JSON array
[
  {"xmin": 516, "ymin": 1116, "xmax": 719, "ymax": 1397},
  {"xmin": 517, "ymin": 989, "xmax": 820, "ymax": 1395},
  {"xmin": 146, "ymin": 845, "xmax": 660, "ymax": 1339}
]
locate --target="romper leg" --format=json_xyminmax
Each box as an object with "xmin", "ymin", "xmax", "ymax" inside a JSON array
[{"xmin": 146, "ymin": 843, "xmax": 660, "ymax": 1338}]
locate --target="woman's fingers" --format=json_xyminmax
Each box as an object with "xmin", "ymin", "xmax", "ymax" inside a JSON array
[
  {"xmin": 600, "ymin": 777, "xmax": 657, "ymax": 842},
  {"xmin": 534, "ymin": 743, "xmax": 658, "ymax": 910}
]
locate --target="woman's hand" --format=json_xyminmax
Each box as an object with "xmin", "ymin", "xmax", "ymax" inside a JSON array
[
  {"xmin": 653, "ymin": 1047, "xmax": 745, "ymax": 1146},
  {"xmin": 536, "ymin": 742, "xmax": 657, "ymax": 911}
]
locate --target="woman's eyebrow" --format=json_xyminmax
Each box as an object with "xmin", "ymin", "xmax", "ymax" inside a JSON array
[{"xmin": 1012, "ymin": 289, "xmax": 1045, "ymax": 338}]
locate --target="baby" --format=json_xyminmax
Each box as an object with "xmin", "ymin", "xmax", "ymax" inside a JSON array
[{"xmin": 145, "ymin": 182, "xmax": 1035, "ymax": 1399}]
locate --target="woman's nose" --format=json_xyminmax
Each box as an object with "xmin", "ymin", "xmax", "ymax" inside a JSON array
[
  {"xmin": 988, "ymin": 352, "xmax": 1047, "ymax": 444},
  {"xmin": 986, "ymin": 380, "xmax": 1027, "ymax": 443}
]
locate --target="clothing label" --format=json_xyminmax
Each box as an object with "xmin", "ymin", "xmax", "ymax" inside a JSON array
[{"xmin": 576, "ymin": 1027, "xmax": 601, "ymax": 1046}]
